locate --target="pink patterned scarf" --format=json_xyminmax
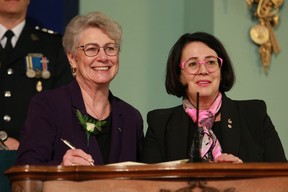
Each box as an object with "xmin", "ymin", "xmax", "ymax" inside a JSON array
[{"xmin": 183, "ymin": 93, "xmax": 222, "ymax": 160}]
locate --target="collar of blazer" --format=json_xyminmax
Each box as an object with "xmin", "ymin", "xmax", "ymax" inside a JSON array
[{"xmin": 219, "ymin": 93, "xmax": 241, "ymax": 155}]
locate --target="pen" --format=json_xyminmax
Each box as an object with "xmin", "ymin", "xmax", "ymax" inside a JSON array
[
  {"xmin": 61, "ymin": 138, "xmax": 75, "ymax": 149},
  {"xmin": 61, "ymin": 138, "xmax": 94, "ymax": 166}
]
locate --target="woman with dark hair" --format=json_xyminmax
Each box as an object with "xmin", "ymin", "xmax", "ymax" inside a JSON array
[{"xmin": 141, "ymin": 32, "xmax": 286, "ymax": 163}]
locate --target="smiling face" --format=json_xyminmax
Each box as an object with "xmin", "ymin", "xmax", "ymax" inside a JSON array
[
  {"xmin": 180, "ymin": 41, "xmax": 221, "ymax": 107},
  {"xmin": 67, "ymin": 27, "xmax": 119, "ymax": 88}
]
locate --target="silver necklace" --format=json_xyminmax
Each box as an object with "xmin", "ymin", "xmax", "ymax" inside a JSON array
[{"xmin": 85, "ymin": 100, "xmax": 109, "ymax": 121}]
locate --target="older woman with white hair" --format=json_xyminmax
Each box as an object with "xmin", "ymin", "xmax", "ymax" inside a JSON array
[{"xmin": 16, "ymin": 12, "xmax": 144, "ymax": 166}]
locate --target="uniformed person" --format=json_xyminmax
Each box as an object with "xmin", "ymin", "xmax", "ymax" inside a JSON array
[{"xmin": 0, "ymin": 0, "xmax": 73, "ymax": 150}]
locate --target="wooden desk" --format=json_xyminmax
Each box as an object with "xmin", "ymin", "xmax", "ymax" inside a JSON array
[{"xmin": 5, "ymin": 163, "xmax": 288, "ymax": 192}]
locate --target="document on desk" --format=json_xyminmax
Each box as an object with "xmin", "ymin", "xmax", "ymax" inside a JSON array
[
  {"xmin": 106, "ymin": 161, "xmax": 147, "ymax": 166},
  {"xmin": 106, "ymin": 159, "xmax": 189, "ymax": 166}
]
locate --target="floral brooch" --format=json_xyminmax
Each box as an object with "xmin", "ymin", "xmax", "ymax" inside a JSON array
[{"xmin": 76, "ymin": 109, "xmax": 107, "ymax": 146}]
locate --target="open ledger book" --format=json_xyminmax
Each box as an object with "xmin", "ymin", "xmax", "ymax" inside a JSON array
[{"xmin": 106, "ymin": 159, "xmax": 189, "ymax": 166}]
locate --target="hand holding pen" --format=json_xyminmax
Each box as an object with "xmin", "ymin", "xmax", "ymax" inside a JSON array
[{"xmin": 61, "ymin": 139, "xmax": 95, "ymax": 166}]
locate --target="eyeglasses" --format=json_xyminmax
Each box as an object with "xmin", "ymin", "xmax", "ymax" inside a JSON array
[
  {"xmin": 76, "ymin": 43, "xmax": 120, "ymax": 57},
  {"xmin": 180, "ymin": 56, "xmax": 223, "ymax": 74}
]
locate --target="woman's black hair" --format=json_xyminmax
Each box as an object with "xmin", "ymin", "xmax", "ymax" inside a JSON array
[{"xmin": 165, "ymin": 32, "xmax": 235, "ymax": 97}]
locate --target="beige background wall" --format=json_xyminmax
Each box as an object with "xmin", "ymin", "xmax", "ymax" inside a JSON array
[{"xmin": 79, "ymin": 0, "xmax": 288, "ymax": 156}]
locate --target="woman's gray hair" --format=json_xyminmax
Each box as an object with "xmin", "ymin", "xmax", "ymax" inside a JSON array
[{"xmin": 62, "ymin": 11, "xmax": 122, "ymax": 56}]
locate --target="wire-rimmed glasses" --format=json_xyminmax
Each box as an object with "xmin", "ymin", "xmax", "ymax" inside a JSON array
[
  {"xmin": 76, "ymin": 43, "xmax": 120, "ymax": 57},
  {"xmin": 180, "ymin": 56, "xmax": 223, "ymax": 74}
]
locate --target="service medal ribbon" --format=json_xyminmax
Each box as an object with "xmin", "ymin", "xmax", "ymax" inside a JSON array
[{"xmin": 25, "ymin": 53, "xmax": 50, "ymax": 79}]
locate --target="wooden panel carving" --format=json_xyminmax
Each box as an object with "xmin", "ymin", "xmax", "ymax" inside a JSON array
[{"xmin": 247, "ymin": 0, "xmax": 284, "ymax": 74}]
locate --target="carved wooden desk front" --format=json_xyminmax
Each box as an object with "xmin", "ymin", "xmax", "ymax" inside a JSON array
[{"xmin": 5, "ymin": 163, "xmax": 288, "ymax": 192}]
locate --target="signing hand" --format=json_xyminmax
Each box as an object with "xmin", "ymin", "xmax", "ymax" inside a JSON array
[
  {"xmin": 214, "ymin": 153, "xmax": 243, "ymax": 163},
  {"xmin": 61, "ymin": 148, "xmax": 94, "ymax": 166}
]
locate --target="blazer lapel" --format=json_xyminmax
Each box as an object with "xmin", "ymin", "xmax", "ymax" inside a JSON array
[
  {"xmin": 165, "ymin": 106, "xmax": 192, "ymax": 160},
  {"xmin": 220, "ymin": 94, "xmax": 241, "ymax": 155},
  {"xmin": 108, "ymin": 93, "xmax": 123, "ymax": 163},
  {"xmin": 69, "ymin": 80, "xmax": 104, "ymax": 164}
]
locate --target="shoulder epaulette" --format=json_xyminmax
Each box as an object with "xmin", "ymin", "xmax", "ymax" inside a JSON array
[{"xmin": 34, "ymin": 26, "xmax": 58, "ymax": 35}]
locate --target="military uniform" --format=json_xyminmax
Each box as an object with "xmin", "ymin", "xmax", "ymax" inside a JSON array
[{"xmin": 0, "ymin": 24, "xmax": 73, "ymax": 140}]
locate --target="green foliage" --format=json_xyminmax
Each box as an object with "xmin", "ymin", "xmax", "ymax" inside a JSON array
[{"xmin": 75, "ymin": 109, "xmax": 107, "ymax": 146}]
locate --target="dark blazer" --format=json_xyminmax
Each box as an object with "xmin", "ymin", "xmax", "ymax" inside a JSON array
[
  {"xmin": 0, "ymin": 23, "xmax": 72, "ymax": 140},
  {"xmin": 16, "ymin": 80, "xmax": 144, "ymax": 165},
  {"xmin": 141, "ymin": 94, "xmax": 287, "ymax": 163}
]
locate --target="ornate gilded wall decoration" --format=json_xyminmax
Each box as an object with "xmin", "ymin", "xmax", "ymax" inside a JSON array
[{"xmin": 247, "ymin": 0, "xmax": 284, "ymax": 74}]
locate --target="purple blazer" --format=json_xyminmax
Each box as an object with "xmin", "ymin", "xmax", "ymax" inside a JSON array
[{"xmin": 16, "ymin": 80, "xmax": 144, "ymax": 165}]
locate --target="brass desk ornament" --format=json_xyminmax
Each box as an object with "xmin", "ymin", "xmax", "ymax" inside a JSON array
[{"xmin": 247, "ymin": 0, "xmax": 284, "ymax": 74}]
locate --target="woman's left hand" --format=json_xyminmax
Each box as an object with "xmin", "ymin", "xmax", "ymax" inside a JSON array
[{"xmin": 214, "ymin": 153, "xmax": 243, "ymax": 163}]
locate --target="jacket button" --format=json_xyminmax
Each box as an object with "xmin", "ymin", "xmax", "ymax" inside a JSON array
[
  {"xmin": 3, "ymin": 115, "xmax": 11, "ymax": 122},
  {"xmin": 7, "ymin": 68, "xmax": 13, "ymax": 75},
  {"xmin": 4, "ymin": 91, "xmax": 11, "ymax": 97}
]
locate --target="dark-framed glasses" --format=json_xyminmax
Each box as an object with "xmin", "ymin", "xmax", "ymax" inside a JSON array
[
  {"xmin": 180, "ymin": 56, "xmax": 223, "ymax": 74},
  {"xmin": 76, "ymin": 43, "xmax": 120, "ymax": 57}
]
